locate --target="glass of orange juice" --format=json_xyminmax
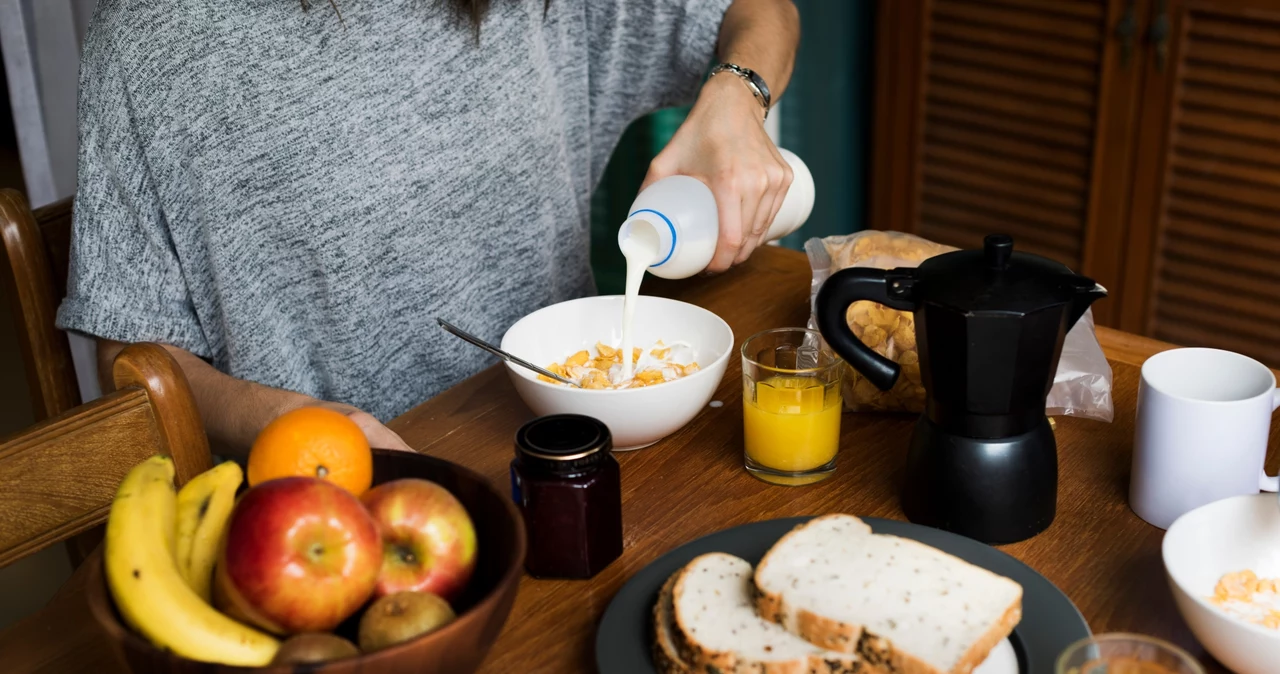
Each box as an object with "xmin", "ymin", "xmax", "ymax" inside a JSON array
[
  {"xmin": 742, "ymin": 328, "xmax": 842, "ymax": 486},
  {"xmin": 1056, "ymin": 634, "xmax": 1203, "ymax": 674}
]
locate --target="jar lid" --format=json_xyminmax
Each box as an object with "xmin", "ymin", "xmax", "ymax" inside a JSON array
[{"xmin": 514, "ymin": 415, "xmax": 612, "ymax": 474}]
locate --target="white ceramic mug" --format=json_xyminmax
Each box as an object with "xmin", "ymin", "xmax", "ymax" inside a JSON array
[{"xmin": 1130, "ymin": 348, "xmax": 1280, "ymax": 529}]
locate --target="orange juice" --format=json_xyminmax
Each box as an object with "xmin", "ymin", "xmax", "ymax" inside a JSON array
[{"xmin": 744, "ymin": 376, "xmax": 841, "ymax": 473}]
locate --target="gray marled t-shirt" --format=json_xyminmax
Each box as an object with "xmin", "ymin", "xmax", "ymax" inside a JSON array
[{"xmin": 57, "ymin": 0, "xmax": 731, "ymax": 420}]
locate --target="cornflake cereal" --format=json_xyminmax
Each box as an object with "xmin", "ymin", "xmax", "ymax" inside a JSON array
[
  {"xmin": 815, "ymin": 231, "xmax": 953, "ymax": 414},
  {"xmin": 539, "ymin": 340, "xmax": 700, "ymax": 390},
  {"xmin": 1209, "ymin": 570, "xmax": 1280, "ymax": 629}
]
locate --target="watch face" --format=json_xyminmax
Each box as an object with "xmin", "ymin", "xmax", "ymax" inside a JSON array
[
  {"xmin": 714, "ymin": 63, "xmax": 770, "ymax": 110},
  {"xmin": 747, "ymin": 70, "xmax": 771, "ymax": 107}
]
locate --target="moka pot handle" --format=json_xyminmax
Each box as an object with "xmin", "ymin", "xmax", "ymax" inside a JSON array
[{"xmin": 815, "ymin": 267, "xmax": 918, "ymax": 391}]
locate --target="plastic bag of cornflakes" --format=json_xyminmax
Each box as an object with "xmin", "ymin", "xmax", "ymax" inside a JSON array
[{"xmin": 805, "ymin": 230, "xmax": 1113, "ymax": 422}]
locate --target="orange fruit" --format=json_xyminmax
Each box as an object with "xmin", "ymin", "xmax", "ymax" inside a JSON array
[{"xmin": 248, "ymin": 407, "xmax": 373, "ymax": 496}]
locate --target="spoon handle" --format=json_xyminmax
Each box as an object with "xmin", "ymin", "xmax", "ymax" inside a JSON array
[{"xmin": 436, "ymin": 318, "xmax": 580, "ymax": 388}]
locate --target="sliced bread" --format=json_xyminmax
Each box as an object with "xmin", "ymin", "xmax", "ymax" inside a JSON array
[
  {"xmin": 753, "ymin": 515, "xmax": 1022, "ymax": 674},
  {"xmin": 669, "ymin": 552, "xmax": 867, "ymax": 674},
  {"xmin": 652, "ymin": 573, "xmax": 690, "ymax": 673}
]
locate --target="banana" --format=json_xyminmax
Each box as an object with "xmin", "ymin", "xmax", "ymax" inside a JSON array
[
  {"xmin": 174, "ymin": 461, "xmax": 242, "ymax": 602},
  {"xmin": 106, "ymin": 455, "xmax": 279, "ymax": 666}
]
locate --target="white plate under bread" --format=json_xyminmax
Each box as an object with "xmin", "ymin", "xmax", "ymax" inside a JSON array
[{"xmin": 653, "ymin": 515, "xmax": 1024, "ymax": 674}]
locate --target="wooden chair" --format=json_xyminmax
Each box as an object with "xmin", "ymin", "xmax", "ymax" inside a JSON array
[
  {"xmin": 0, "ymin": 342, "xmax": 211, "ymax": 569},
  {"xmin": 0, "ymin": 188, "xmax": 78, "ymax": 422}
]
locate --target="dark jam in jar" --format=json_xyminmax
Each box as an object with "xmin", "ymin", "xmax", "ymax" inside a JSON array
[{"xmin": 510, "ymin": 414, "xmax": 623, "ymax": 579}]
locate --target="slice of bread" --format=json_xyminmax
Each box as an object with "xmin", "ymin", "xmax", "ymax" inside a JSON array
[
  {"xmin": 753, "ymin": 515, "xmax": 1022, "ymax": 674},
  {"xmin": 652, "ymin": 573, "xmax": 690, "ymax": 673},
  {"xmin": 670, "ymin": 552, "xmax": 867, "ymax": 674}
]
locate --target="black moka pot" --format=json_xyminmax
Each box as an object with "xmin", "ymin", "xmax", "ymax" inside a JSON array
[{"xmin": 815, "ymin": 234, "xmax": 1107, "ymax": 545}]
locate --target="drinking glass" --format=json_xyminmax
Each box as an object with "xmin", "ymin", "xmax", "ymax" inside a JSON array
[
  {"xmin": 1056, "ymin": 634, "xmax": 1204, "ymax": 674},
  {"xmin": 741, "ymin": 328, "xmax": 842, "ymax": 486}
]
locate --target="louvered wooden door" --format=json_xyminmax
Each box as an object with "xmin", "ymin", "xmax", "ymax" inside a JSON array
[
  {"xmin": 871, "ymin": 0, "xmax": 1146, "ymax": 326},
  {"xmin": 1119, "ymin": 0, "xmax": 1280, "ymax": 367}
]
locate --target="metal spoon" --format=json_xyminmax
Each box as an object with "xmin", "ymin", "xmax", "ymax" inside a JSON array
[{"xmin": 436, "ymin": 318, "xmax": 581, "ymax": 388}]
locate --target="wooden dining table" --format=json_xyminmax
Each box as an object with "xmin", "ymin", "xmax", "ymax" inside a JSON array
[{"xmin": 3, "ymin": 245, "xmax": 1273, "ymax": 673}]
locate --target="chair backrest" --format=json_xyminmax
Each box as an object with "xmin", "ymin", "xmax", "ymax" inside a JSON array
[
  {"xmin": 0, "ymin": 342, "xmax": 212, "ymax": 568},
  {"xmin": 0, "ymin": 188, "xmax": 78, "ymax": 421}
]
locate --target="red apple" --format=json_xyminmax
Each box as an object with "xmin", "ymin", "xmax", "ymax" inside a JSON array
[
  {"xmin": 361, "ymin": 478, "xmax": 477, "ymax": 602},
  {"xmin": 214, "ymin": 477, "xmax": 382, "ymax": 634}
]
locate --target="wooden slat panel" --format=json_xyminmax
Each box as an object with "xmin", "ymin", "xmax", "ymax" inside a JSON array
[
  {"xmin": 1189, "ymin": 15, "xmax": 1280, "ymax": 50},
  {"xmin": 1181, "ymin": 61, "xmax": 1280, "ymax": 99},
  {"xmin": 1155, "ymin": 299, "xmax": 1279, "ymax": 357},
  {"xmin": 930, "ymin": 15, "xmax": 1100, "ymax": 65},
  {"xmin": 931, "ymin": 37, "xmax": 1097, "ymax": 87},
  {"xmin": 923, "ymin": 162, "xmax": 1083, "ymax": 210},
  {"xmin": 977, "ymin": 0, "xmax": 1104, "ymax": 21},
  {"xmin": 930, "ymin": 61, "xmax": 1096, "ymax": 108},
  {"xmin": 1181, "ymin": 82, "xmax": 1280, "ymax": 120},
  {"xmin": 919, "ymin": 200, "xmax": 1083, "ymax": 258},
  {"xmin": 928, "ymin": 82, "xmax": 1095, "ymax": 130},
  {"xmin": 1179, "ymin": 108, "xmax": 1280, "ymax": 145},
  {"xmin": 1169, "ymin": 171, "xmax": 1280, "ymax": 213},
  {"xmin": 932, "ymin": 0, "xmax": 1102, "ymax": 42},
  {"xmin": 915, "ymin": 0, "xmax": 1103, "ymax": 271},
  {"xmin": 1180, "ymin": 37, "xmax": 1280, "ymax": 74},
  {"xmin": 926, "ymin": 106, "xmax": 1093, "ymax": 154},
  {"xmin": 1164, "ymin": 231, "xmax": 1280, "ymax": 286},
  {"xmin": 1172, "ymin": 153, "xmax": 1280, "ymax": 191},
  {"xmin": 922, "ymin": 182, "xmax": 1080, "ymax": 232},
  {"xmin": 1165, "ymin": 194, "xmax": 1280, "ymax": 240},
  {"xmin": 1165, "ymin": 216, "xmax": 1280, "ymax": 259},
  {"xmin": 1154, "ymin": 311, "xmax": 1280, "ymax": 367},
  {"xmin": 922, "ymin": 142, "xmax": 1086, "ymax": 192},
  {"xmin": 917, "ymin": 221, "xmax": 1073, "ymax": 267},
  {"xmin": 1158, "ymin": 269, "xmax": 1280, "ymax": 325},
  {"xmin": 1146, "ymin": 7, "xmax": 1280, "ymax": 368},
  {"xmin": 1175, "ymin": 127, "xmax": 1280, "ymax": 168}
]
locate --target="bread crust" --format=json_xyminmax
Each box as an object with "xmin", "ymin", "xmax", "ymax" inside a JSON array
[
  {"xmin": 653, "ymin": 573, "xmax": 691, "ymax": 674},
  {"xmin": 751, "ymin": 515, "xmax": 1023, "ymax": 674},
  {"xmin": 952, "ymin": 601, "xmax": 1022, "ymax": 674},
  {"xmin": 669, "ymin": 553, "xmax": 869, "ymax": 674}
]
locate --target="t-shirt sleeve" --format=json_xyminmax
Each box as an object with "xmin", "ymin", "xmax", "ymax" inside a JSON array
[
  {"xmin": 55, "ymin": 45, "xmax": 211, "ymax": 358},
  {"xmin": 585, "ymin": 0, "xmax": 733, "ymax": 166}
]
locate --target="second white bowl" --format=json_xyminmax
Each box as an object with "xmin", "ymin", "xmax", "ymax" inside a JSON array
[
  {"xmin": 499, "ymin": 295, "xmax": 733, "ymax": 450},
  {"xmin": 1163, "ymin": 492, "xmax": 1280, "ymax": 674}
]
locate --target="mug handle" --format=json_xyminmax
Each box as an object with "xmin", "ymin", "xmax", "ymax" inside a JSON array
[{"xmin": 1262, "ymin": 388, "xmax": 1280, "ymax": 492}]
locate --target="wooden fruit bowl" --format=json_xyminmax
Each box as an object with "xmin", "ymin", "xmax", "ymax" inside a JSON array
[{"xmin": 85, "ymin": 450, "xmax": 527, "ymax": 674}]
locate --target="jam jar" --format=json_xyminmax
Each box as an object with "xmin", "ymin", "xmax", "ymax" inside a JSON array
[{"xmin": 510, "ymin": 414, "xmax": 623, "ymax": 579}]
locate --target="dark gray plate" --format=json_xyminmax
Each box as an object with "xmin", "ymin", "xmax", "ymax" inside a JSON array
[{"xmin": 596, "ymin": 517, "xmax": 1090, "ymax": 673}]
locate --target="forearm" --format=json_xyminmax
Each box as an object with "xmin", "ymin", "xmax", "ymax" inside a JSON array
[
  {"xmin": 97, "ymin": 340, "xmax": 314, "ymax": 457},
  {"xmin": 716, "ymin": 0, "xmax": 800, "ymax": 103}
]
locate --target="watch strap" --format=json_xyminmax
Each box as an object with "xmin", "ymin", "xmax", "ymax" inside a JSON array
[{"xmin": 709, "ymin": 63, "xmax": 771, "ymax": 118}]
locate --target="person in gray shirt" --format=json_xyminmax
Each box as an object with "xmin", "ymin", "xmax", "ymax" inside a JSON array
[{"xmin": 58, "ymin": 0, "xmax": 800, "ymax": 454}]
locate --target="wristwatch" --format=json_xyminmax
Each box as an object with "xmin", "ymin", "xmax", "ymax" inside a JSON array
[{"xmin": 709, "ymin": 62, "xmax": 771, "ymax": 119}]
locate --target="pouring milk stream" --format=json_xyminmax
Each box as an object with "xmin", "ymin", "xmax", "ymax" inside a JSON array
[{"xmin": 616, "ymin": 148, "xmax": 815, "ymax": 379}]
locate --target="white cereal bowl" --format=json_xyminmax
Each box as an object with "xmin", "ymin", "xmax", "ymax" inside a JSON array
[
  {"xmin": 499, "ymin": 295, "xmax": 733, "ymax": 450},
  {"xmin": 1162, "ymin": 492, "xmax": 1280, "ymax": 674}
]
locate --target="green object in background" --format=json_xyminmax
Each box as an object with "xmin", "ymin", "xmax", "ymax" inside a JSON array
[
  {"xmin": 589, "ymin": 107, "xmax": 690, "ymax": 294},
  {"xmin": 778, "ymin": 0, "xmax": 875, "ymax": 251},
  {"xmin": 589, "ymin": 0, "xmax": 875, "ymax": 295}
]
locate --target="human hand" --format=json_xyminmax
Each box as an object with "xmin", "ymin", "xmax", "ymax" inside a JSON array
[
  {"xmin": 311, "ymin": 401, "xmax": 415, "ymax": 452},
  {"xmin": 641, "ymin": 73, "xmax": 793, "ymax": 273}
]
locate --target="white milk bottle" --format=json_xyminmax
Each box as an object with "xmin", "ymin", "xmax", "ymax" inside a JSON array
[
  {"xmin": 613, "ymin": 148, "xmax": 814, "ymax": 379},
  {"xmin": 614, "ymin": 148, "xmax": 815, "ymax": 280}
]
